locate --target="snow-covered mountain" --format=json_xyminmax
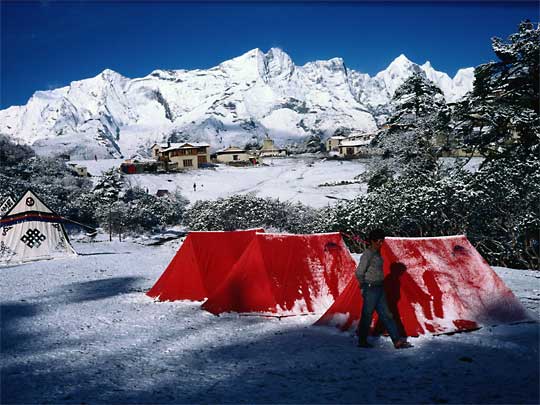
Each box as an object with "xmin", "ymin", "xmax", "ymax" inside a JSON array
[{"xmin": 0, "ymin": 49, "xmax": 474, "ymax": 159}]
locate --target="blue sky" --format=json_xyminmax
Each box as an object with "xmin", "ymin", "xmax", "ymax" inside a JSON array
[{"xmin": 1, "ymin": 1, "xmax": 538, "ymax": 108}]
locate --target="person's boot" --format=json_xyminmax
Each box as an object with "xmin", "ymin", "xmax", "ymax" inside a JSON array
[
  {"xmin": 393, "ymin": 338, "xmax": 413, "ymax": 349},
  {"xmin": 357, "ymin": 338, "xmax": 374, "ymax": 348}
]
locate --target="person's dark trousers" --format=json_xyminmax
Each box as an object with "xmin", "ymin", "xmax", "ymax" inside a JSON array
[{"xmin": 357, "ymin": 284, "xmax": 400, "ymax": 343}]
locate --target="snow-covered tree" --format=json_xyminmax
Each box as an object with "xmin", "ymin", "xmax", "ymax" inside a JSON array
[
  {"xmin": 92, "ymin": 168, "xmax": 124, "ymax": 205},
  {"xmin": 374, "ymin": 71, "xmax": 451, "ymax": 174},
  {"xmin": 453, "ymin": 20, "xmax": 540, "ymax": 161},
  {"xmin": 0, "ymin": 134, "xmax": 35, "ymax": 167}
]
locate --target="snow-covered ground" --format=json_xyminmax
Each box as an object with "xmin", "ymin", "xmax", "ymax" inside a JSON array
[
  {"xmin": 2, "ymin": 239, "xmax": 538, "ymax": 404},
  {"xmin": 72, "ymin": 156, "xmax": 485, "ymax": 210},
  {"xmin": 74, "ymin": 156, "xmax": 368, "ymax": 208}
]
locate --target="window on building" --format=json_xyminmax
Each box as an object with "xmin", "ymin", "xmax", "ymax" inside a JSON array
[
  {"xmin": 233, "ymin": 155, "xmax": 239, "ymax": 161},
  {"xmin": 183, "ymin": 159, "xmax": 193, "ymax": 167}
]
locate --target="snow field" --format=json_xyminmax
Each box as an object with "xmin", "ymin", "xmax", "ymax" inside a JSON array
[
  {"xmin": 74, "ymin": 157, "xmax": 369, "ymax": 208},
  {"xmin": 1, "ymin": 239, "xmax": 538, "ymax": 404}
]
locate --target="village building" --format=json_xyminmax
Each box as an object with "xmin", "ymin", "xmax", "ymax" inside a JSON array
[
  {"xmin": 151, "ymin": 142, "xmax": 211, "ymax": 170},
  {"xmin": 337, "ymin": 133, "xmax": 380, "ymax": 158},
  {"xmin": 325, "ymin": 135, "xmax": 347, "ymax": 152},
  {"xmin": 338, "ymin": 139, "xmax": 371, "ymax": 158},
  {"xmin": 259, "ymin": 137, "xmax": 287, "ymax": 157},
  {"xmin": 215, "ymin": 146, "xmax": 258, "ymax": 165},
  {"xmin": 120, "ymin": 159, "xmax": 161, "ymax": 174},
  {"xmin": 66, "ymin": 163, "xmax": 88, "ymax": 177}
]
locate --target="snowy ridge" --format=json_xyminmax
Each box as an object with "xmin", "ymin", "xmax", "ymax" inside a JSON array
[{"xmin": 0, "ymin": 49, "xmax": 473, "ymax": 159}]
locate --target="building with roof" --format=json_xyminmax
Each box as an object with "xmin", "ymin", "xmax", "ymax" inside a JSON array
[
  {"xmin": 151, "ymin": 142, "xmax": 210, "ymax": 170},
  {"xmin": 325, "ymin": 135, "xmax": 347, "ymax": 152},
  {"xmin": 338, "ymin": 134, "xmax": 381, "ymax": 158},
  {"xmin": 215, "ymin": 146, "xmax": 258, "ymax": 165},
  {"xmin": 259, "ymin": 137, "xmax": 287, "ymax": 157}
]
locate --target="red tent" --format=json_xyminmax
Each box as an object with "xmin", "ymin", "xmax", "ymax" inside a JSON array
[
  {"xmin": 201, "ymin": 232, "xmax": 356, "ymax": 315},
  {"xmin": 316, "ymin": 235, "xmax": 530, "ymax": 336},
  {"xmin": 147, "ymin": 229, "xmax": 263, "ymax": 301}
]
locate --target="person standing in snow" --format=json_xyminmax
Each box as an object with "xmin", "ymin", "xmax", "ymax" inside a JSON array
[
  {"xmin": 193, "ymin": 182, "xmax": 197, "ymax": 192},
  {"xmin": 355, "ymin": 228, "xmax": 411, "ymax": 349}
]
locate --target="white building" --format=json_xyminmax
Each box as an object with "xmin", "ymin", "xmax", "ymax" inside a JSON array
[
  {"xmin": 338, "ymin": 138, "xmax": 372, "ymax": 158},
  {"xmin": 216, "ymin": 146, "xmax": 258, "ymax": 165},
  {"xmin": 325, "ymin": 136, "xmax": 347, "ymax": 152}
]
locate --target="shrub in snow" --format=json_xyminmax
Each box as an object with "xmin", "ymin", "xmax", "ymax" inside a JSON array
[
  {"xmin": 325, "ymin": 167, "xmax": 476, "ymax": 248},
  {"xmin": 466, "ymin": 155, "xmax": 540, "ymax": 269},
  {"xmin": 86, "ymin": 184, "xmax": 188, "ymax": 235},
  {"xmin": 184, "ymin": 194, "xmax": 324, "ymax": 234}
]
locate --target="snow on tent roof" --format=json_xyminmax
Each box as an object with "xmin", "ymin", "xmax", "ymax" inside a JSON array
[
  {"xmin": 146, "ymin": 229, "xmax": 264, "ymax": 301},
  {"xmin": 0, "ymin": 190, "xmax": 76, "ymax": 265},
  {"xmin": 315, "ymin": 235, "xmax": 531, "ymax": 336},
  {"xmin": 201, "ymin": 232, "xmax": 356, "ymax": 315}
]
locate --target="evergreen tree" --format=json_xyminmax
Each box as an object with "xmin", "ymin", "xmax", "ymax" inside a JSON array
[
  {"xmin": 454, "ymin": 20, "xmax": 540, "ymax": 161},
  {"xmin": 374, "ymin": 71, "xmax": 450, "ymax": 174},
  {"xmin": 92, "ymin": 168, "xmax": 124, "ymax": 205}
]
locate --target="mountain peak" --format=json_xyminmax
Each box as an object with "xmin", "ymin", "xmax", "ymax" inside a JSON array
[
  {"xmin": 100, "ymin": 69, "xmax": 124, "ymax": 79},
  {"xmin": 259, "ymin": 48, "xmax": 295, "ymax": 81},
  {"xmin": 422, "ymin": 61, "xmax": 433, "ymax": 70},
  {"xmin": 387, "ymin": 54, "xmax": 414, "ymax": 68},
  {"xmin": 266, "ymin": 47, "xmax": 287, "ymax": 57}
]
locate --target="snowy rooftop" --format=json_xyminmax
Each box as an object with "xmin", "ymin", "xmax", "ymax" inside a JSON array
[
  {"xmin": 159, "ymin": 142, "xmax": 210, "ymax": 152},
  {"xmin": 328, "ymin": 136, "xmax": 347, "ymax": 140},
  {"xmin": 216, "ymin": 146, "xmax": 247, "ymax": 153},
  {"xmin": 155, "ymin": 142, "xmax": 210, "ymax": 148},
  {"xmin": 340, "ymin": 139, "xmax": 371, "ymax": 147}
]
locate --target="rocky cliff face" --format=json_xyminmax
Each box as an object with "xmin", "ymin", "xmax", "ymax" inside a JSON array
[{"xmin": 0, "ymin": 48, "xmax": 474, "ymax": 159}]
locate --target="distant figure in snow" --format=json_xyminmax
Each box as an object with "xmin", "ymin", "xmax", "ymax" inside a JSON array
[
  {"xmin": 193, "ymin": 183, "xmax": 197, "ymax": 192},
  {"xmin": 355, "ymin": 228, "xmax": 412, "ymax": 349},
  {"xmin": 94, "ymin": 155, "xmax": 98, "ymax": 161}
]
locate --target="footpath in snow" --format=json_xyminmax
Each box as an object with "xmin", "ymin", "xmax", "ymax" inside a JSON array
[{"xmin": 1, "ymin": 239, "xmax": 538, "ymax": 404}]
